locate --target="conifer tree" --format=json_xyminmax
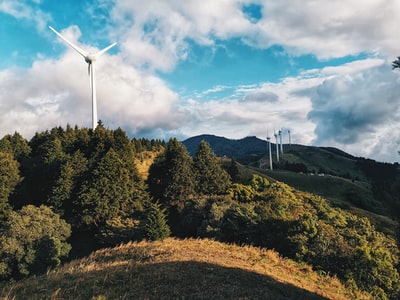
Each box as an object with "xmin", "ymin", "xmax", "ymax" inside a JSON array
[
  {"xmin": 148, "ymin": 138, "xmax": 195, "ymax": 209},
  {"xmin": 144, "ymin": 202, "xmax": 171, "ymax": 241},
  {"xmin": 164, "ymin": 138, "xmax": 195, "ymax": 206},
  {"xmin": 193, "ymin": 140, "xmax": 231, "ymax": 195},
  {"xmin": 0, "ymin": 132, "xmax": 31, "ymax": 161}
]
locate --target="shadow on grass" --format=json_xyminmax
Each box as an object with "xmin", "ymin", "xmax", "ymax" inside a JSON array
[{"xmin": 4, "ymin": 261, "xmax": 331, "ymax": 299}]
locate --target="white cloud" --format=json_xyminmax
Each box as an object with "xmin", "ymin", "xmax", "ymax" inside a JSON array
[
  {"xmin": 256, "ymin": 0, "xmax": 400, "ymax": 59},
  {"xmin": 0, "ymin": 31, "xmax": 183, "ymax": 139},
  {"xmin": 0, "ymin": 0, "xmax": 51, "ymax": 31}
]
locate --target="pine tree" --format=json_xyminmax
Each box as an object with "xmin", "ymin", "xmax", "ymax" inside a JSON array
[
  {"xmin": 144, "ymin": 202, "xmax": 171, "ymax": 241},
  {"xmin": 193, "ymin": 140, "xmax": 231, "ymax": 195},
  {"xmin": 148, "ymin": 138, "xmax": 195, "ymax": 209}
]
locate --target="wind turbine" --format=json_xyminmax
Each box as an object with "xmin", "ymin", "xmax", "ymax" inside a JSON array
[
  {"xmin": 267, "ymin": 132, "xmax": 273, "ymax": 171},
  {"xmin": 49, "ymin": 26, "xmax": 117, "ymax": 129},
  {"xmin": 279, "ymin": 129, "xmax": 283, "ymax": 154},
  {"xmin": 288, "ymin": 129, "xmax": 292, "ymax": 146},
  {"xmin": 274, "ymin": 131, "xmax": 279, "ymax": 162}
]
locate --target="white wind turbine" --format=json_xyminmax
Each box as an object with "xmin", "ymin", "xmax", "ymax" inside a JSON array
[
  {"xmin": 267, "ymin": 132, "xmax": 273, "ymax": 171},
  {"xmin": 274, "ymin": 131, "xmax": 279, "ymax": 162},
  {"xmin": 49, "ymin": 26, "xmax": 117, "ymax": 129}
]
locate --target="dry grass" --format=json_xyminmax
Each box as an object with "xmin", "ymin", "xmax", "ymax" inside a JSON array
[
  {"xmin": 135, "ymin": 150, "xmax": 162, "ymax": 180},
  {"xmin": 0, "ymin": 238, "xmax": 371, "ymax": 299}
]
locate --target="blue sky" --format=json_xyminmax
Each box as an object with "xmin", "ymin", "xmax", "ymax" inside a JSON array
[{"xmin": 1, "ymin": 0, "xmax": 400, "ymax": 162}]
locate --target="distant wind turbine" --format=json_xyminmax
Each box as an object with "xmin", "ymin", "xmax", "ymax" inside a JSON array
[
  {"xmin": 267, "ymin": 132, "xmax": 273, "ymax": 171},
  {"xmin": 274, "ymin": 131, "xmax": 279, "ymax": 162},
  {"xmin": 49, "ymin": 26, "xmax": 117, "ymax": 129},
  {"xmin": 279, "ymin": 129, "xmax": 283, "ymax": 154}
]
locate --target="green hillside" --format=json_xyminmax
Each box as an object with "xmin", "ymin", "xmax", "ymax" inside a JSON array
[{"xmin": 185, "ymin": 134, "xmax": 400, "ymax": 221}]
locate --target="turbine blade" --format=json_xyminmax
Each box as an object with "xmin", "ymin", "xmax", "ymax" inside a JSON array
[
  {"xmin": 88, "ymin": 63, "xmax": 91, "ymax": 76},
  {"xmin": 94, "ymin": 42, "xmax": 117, "ymax": 59},
  {"xmin": 49, "ymin": 26, "xmax": 88, "ymax": 58}
]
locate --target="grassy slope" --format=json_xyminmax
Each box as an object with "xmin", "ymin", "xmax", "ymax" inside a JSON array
[
  {"xmin": 0, "ymin": 238, "xmax": 370, "ymax": 300},
  {"xmin": 135, "ymin": 149, "xmax": 162, "ymax": 180},
  {"xmin": 251, "ymin": 168, "xmax": 397, "ymax": 236}
]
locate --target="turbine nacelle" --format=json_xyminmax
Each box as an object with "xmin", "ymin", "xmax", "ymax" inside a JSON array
[{"xmin": 85, "ymin": 54, "xmax": 96, "ymax": 64}]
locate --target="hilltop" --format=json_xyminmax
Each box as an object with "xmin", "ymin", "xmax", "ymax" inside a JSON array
[{"xmin": 0, "ymin": 238, "xmax": 369, "ymax": 300}]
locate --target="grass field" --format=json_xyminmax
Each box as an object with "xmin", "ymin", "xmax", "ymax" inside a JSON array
[{"xmin": 0, "ymin": 238, "xmax": 371, "ymax": 300}]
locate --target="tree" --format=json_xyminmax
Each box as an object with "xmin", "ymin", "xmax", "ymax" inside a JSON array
[
  {"xmin": 48, "ymin": 150, "xmax": 89, "ymax": 217},
  {"xmin": 0, "ymin": 152, "xmax": 21, "ymax": 220},
  {"xmin": 144, "ymin": 202, "xmax": 171, "ymax": 241},
  {"xmin": 225, "ymin": 158, "xmax": 240, "ymax": 182},
  {"xmin": 193, "ymin": 140, "xmax": 231, "ymax": 195},
  {"xmin": 148, "ymin": 138, "xmax": 195, "ymax": 209},
  {"xmin": 0, "ymin": 205, "xmax": 71, "ymax": 279},
  {"xmin": 0, "ymin": 132, "xmax": 31, "ymax": 161},
  {"xmin": 75, "ymin": 148, "xmax": 147, "ymax": 227}
]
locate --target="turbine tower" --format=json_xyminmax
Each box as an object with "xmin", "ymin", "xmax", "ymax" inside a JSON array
[
  {"xmin": 49, "ymin": 26, "xmax": 117, "ymax": 129},
  {"xmin": 267, "ymin": 133, "xmax": 273, "ymax": 171},
  {"xmin": 288, "ymin": 129, "xmax": 291, "ymax": 146},
  {"xmin": 274, "ymin": 131, "xmax": 279, "ymax": 162},
  {"xmin": 279, "ymin": 129, "xmax": 283, "ymax": 154}
]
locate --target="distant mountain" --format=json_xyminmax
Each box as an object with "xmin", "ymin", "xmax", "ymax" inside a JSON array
[
  {"xmin": 182, "ymin": 134, "xmax": 268, "ymax": 164},
  {"xmin": 182, "ymin": 134, "xmax": 355, "ymax": 166}
]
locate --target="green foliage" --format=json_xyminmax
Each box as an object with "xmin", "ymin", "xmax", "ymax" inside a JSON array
[
  {"xmin": 228, "ymin": 175, "xmax": 270, "ymax": 202},
  {"xmin": 147, "ymin": 138, "xmax": 195, "ymax": 209},
  {"xmin": 144, "ymin": 202, "xmax": 171, "ymax": 241},
  {"xmin": 229, "ymin": 183, "xmax": 256, "ymax": 202},
  {"xmin": 0, "ymin": 205, "xmax": 71, "ymax": 280},
  {"xmin": 0, "ymin": 152, "xmax": 21, "ymax": 220},
  {"xmin": 76, "ymin": 148, "xmax": 146, "ymax": 227},
  {"xmin": 220, "ymin": 203, "xmax": 259, "ymax": 243},
  {"xmin": 250, "ymin": 174, "xmax": 270, "ymax": 192},
  {"xmin": 0, "ymin": 132, "xmax": 31, "ymax": 161},
  {"xmin": 225, "ymin": 159, "xmax": 240, "ymax": 182},
  {"xmin": 193, "ymin": 140, "xmax": 231, "ymax": 195},
  {"xmin": 48, "ymin": 150, "xmax": 89, "ymax": 215}
]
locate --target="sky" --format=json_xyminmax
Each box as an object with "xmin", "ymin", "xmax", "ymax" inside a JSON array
[{"xmin": 1, "ymin": 0, "xmax": 400, "ymax": 163}]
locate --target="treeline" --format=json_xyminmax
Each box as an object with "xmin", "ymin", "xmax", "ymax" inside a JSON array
[{"xmin": 0, "ymin": 125, "xmax": 399, "ymax": 299}]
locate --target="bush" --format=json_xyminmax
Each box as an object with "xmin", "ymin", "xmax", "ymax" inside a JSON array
[{"xmin": 0, "ymin": 205, "xmax": 71, "ymax": 280}]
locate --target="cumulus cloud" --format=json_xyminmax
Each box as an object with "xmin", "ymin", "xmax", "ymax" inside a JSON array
[
  {"xmin": 106, "ymin": 0, "xmax": 400, "ymax": 70},
  {"xmin": 108, "ymin": 0, "xmax": 258, "ymax": 71},
  {"xmin": 0, "ymin": 31, "xmax": 183, "ymax": 139},
  {"xmin": 257, "ymin": 0, "xmax": 400, "ymax": 58},
  {"xmin": 307, "ymin": 64, "xmax": 399, "ymax": 143}
]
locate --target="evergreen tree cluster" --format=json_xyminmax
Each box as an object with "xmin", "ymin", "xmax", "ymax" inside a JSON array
[{"xmin": 0, "ymin": 125, "xmax": 166, "ymax": 280}]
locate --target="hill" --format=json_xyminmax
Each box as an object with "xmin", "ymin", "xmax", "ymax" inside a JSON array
[
  {"xmin": 0, "ymin": 238, "xmax": 370, "ymax": 300},
  {"xmin": 183, "ymin": 134, "xmax": 267, "ymax": 164},
  {"xmin": 183, "ymin": 135, "xmax": 362, "ymax": 176},
  {"xmin": 183, "ymin": 134, "xmax": 400, "ymax": 221}
]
